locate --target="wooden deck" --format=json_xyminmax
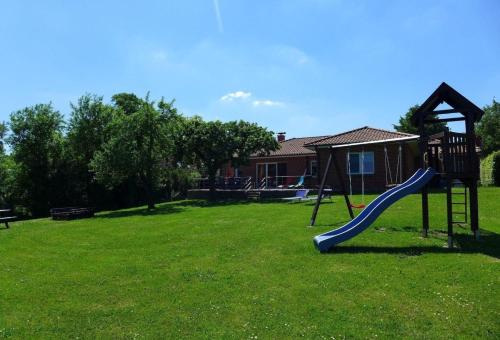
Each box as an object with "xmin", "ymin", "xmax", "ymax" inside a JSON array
[{"xmin": 187, "ymin": 188, "xmax": 320, "ymax": 200}]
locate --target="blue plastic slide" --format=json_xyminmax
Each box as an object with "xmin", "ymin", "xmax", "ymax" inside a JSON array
[{"xmin": 313, "ymin": 167, "xmax": 436, "ymax": 252}]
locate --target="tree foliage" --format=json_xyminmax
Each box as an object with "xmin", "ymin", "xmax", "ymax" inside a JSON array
[
  {"xmin": 66, "ymin": 94, "xmax": 115, "ymax": 205},
  {"xmin": 0, "ymin": 92, "xmax": 284, "ymax": 214},
  {"xmin": 91, "ymin": 95, "xmax": 181, "ymax": 209},
  {"xmin": 183, "ymin": 118, "xmax": 279, "ymax": 199},
  {"xmin": 0, "ymin": 122, "xmax": 12, "ymax": 206},
  {"xmin": 476, "ymin": 99, "xmax": 500, "ymax": 156},
  {"xmin": 7, "ymin": 104, "xmax": 65, "ymax": 216},
  {"xmin": 394, "ymin": 104, "xmax": 447, "ymax": 135},
  {"xmin": 0, "ymin": 155, "xmax": 15, "ymax": 207},
  {"xmin": 0, "ymin": 122, "xmax": 7, "ymax": 153},
  {"xmin": 111, "ymin": 93, "xmax": 143, "ymax": 115}
]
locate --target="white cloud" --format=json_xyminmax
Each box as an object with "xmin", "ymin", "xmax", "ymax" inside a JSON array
[
  {"xmin": 151, "ymin": 50, "xmax": 168, "ymax": 63},
  {"xmin": 220, "ymin": 91, "xmax": 252, "ymax": 101},
  {"xmin": 213, "ymin": 0, "xmax": 224, "ymax": 33},
  {"xmin": 219, "ymin": 91, "xmax": 285, "ymax": 108},
  {"xmin": 272, "ymin": 45, "xmax": 310, "ymax": 65},
  {"xmin": 252, "ymin": 99, "xmax": 284, "ymax": 107}
]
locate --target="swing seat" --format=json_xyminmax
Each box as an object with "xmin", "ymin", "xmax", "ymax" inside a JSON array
[{"xmin": 350, "ymin": 203, "xmax": 366, "ymax": 209}]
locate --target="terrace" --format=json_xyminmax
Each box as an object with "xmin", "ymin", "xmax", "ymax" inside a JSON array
[{"xmin": 188, "ymin": 175, "xmax": 318, "ymax": 199}]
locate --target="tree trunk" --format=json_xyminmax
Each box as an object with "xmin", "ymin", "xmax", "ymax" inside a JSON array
[
  {"xmin": 145, "ymin": 183, "xmax": 155, "ymax": 210},
  {"xmin": 208, "ymin": 171, "xmax": 217, "ymax": 202},
  {"xmin": 143, "ymin": 173, "xmax": 155, "ymax": 210}
]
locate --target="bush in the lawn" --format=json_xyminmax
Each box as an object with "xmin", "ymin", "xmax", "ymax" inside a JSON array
[{"xmin": 480, "ymin": 151, "xmax": 500, "ymax": 186}]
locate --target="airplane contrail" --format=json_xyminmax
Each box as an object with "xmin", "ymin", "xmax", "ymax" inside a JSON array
[{"xmin": 213, "ymin": 0, "xmax": 224, "ymax": 33}]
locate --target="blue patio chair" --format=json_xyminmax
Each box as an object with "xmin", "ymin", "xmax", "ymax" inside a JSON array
[
  {"xmin": 288, "ymin": 176, "xmax": 304, "ymax": 188},
  {"xmin": 281, "ymin": 189, "xmax": 311, "ymax": 202}
]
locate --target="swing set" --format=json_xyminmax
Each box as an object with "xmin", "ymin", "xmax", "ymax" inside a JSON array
[
  {"xmin": 309, "ymin": 137, "xmax": 415, "ymax": 226},
  {"xmin": 345, "ymin": 144, "xmax": 403, "ymax": 209},
  {"xmin": 347, "ymin": 148, "xmax": 366, "ymax": 209},
  {"xmin": 384, "ymin": 144, "xmax": 403, "ymax": 188}
]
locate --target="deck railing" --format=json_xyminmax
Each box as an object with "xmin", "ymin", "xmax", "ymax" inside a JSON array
[
  {"xmin": 257, "ymin": 175, "xmax": 310, "ymax": 188},
  {"xmin": 193, "ymin": 175, "xmax": 312, "ymax": 190},
  {"xmin": 193, "ymin": 176, "xmax": 254, "ymax": 190}
]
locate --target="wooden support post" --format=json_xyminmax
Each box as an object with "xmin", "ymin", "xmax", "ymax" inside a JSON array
[
  {"xmin": 419, "ymin": 116, "xmax": 429, "ymax": 237},
  {"xmin": 310, "ymin": 151, "xmax": 332, "ymax": 226},
  {"xmin": 465, "ymin": 114, "xmax": 480, "ymax": 240},
  {"xmin": 331, "ymin": 150, "xmax": 354, "ymax": 220},
  {"xmin": 470, "ymin": 180, "xmax": 479, "ymax": 240},
  {"xmin": 315, "ymin": 147, "xmax": 321, "ymax": 186},
  {"xmin": 446, "ymin": 178, "xmax": 453, "ymax": 248},
  {"xmin": 422, "ymin": 188, "xmax": 429, "ymax": 237}
]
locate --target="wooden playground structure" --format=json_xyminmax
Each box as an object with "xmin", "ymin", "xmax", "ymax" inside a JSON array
[
  {"xmin": 310, "ymin": 82, "xmax": 484, "ymax": 248},
  {"xmin": 413, "ymin": 82, "xmax": 483, "ymax": 246}
]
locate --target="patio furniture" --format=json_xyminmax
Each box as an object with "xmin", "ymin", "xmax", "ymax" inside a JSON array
[
  {"xmin": 50, "ymin": 207, "xmax": 94, "ymax": 221},
  {"xmin": 281, "ymin": 189, "xmax": 313, "ymax": 202}
]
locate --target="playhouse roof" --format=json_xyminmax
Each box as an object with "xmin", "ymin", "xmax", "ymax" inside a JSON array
[
  {"xmin": 411, "ymin": 82, "xmax": 484, "ymax": 125},
  {"xmin": 304, "ymin": 126, "xmax": 415, "ymax": 148}
]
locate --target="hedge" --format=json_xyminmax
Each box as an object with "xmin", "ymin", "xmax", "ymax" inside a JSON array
[{"xmin": 480, "ymin": 151, "xmax": 500, "ymax": 186}]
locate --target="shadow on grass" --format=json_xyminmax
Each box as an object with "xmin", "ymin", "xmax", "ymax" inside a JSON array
[
  {"xmin": 303, "ymin": 199, "xmax": 335, "ymax": 206},
  {"xmin": 310, "ymin": 220, "xmax": 352, "ymax": 228},
  {"xmin": 97, "ymin": 203, "xmax": 185, "ymax": 219},
  {"xmin": 455, "ymin": 229, "xmax": 500, "ymax": 259},
  {"xmin": 383, "ymin": 225, "xmax": 421, "ymax": 233},
  {"xmin": 97, "ymin": 199, "xmax": 283, "ymax": 219},
  {"xmin": 324, "ymin": 229, "xmax": 500, "ymax": 259}
]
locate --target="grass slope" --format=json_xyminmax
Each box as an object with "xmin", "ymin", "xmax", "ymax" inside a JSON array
[{"xmin": 1, "ymin": 188, "xmax": 499, "ymax": 339}]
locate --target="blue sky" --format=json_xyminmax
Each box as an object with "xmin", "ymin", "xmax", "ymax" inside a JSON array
[{"xmin": 1, "ymin": 0, "xmax": 499, "ymax": 138}]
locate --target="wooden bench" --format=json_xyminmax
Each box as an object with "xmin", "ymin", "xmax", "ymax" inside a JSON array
[
  {"xmin": 50, "ymin": 207, "xmax": 94, "ymax": 221},
  {"xmin": 0, "ymin": 209, "xmax": 16, "ymax": 229}
]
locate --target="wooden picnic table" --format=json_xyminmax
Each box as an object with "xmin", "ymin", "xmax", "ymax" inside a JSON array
[{"xmin": 50, "ymin": 207, "xmax": 94, "ymax": 220}]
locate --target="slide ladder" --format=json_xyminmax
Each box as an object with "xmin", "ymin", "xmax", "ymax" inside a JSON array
[{"xmin": 451, "ymin": 180, "xmax": 468, "ymax": 225}]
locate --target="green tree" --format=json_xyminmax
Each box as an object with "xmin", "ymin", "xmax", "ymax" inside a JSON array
[
  {"xmin": 476, "ymin": 99, "xmax": 500, "ymax": 156},
  {"xmin": 0, "ymin": 122, "xmax": 11, "ymax": 206},
  {"xmin": 67, "ymin": 94, "xmax": 115, "ymax": 205},
  {"xmin": 0, "ymin": 155, "xmax": 16, "ymax": 207},
  {"xmin": 8, "ymin": 104, "xmax": 65, "ymax": 216},
  {"xmin": 91, "ymin": 95, "xmax": 180, "ymax": 209},
  {"xmin": 0, "ymin": 122, "xmax": 7, "ymax": 153},
  {"xmin": 111, "ymin": 93, "xmax": 143, "ymax": 115},
  {"xmin": 184, "ymin": 118, "xmax": 279, "ymax": 200},
  {"xmin": 394, "ymin": 104, "xmax": 447, "ymax": 135}
]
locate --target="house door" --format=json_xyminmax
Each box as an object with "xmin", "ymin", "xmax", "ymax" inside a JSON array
[
  {"xmin": 256, "ymin": 163, "xmax": 277, "ymax": 188},
  {"xmin": 277, "ymin": 163, "xmax": 287, "ymax": 186},
  {"xmin": 267, "ymin": 163, "xmax": 277, "ymax": 187}
]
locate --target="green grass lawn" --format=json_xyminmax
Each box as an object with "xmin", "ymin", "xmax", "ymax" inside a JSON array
[{"xmin": 1, "ymin": 188, "xmax": 499, "ymax": 339}]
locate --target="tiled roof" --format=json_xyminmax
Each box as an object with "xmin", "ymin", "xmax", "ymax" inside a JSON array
[
  {"xmin": 251, "ymin": 136, "xmax": 331, "ymax": 158},
  {"xmin": 250, "ymin": 127, "xmax": 416, "ymax": 158},
  {"xmin": 304, "ymin": 126, "xmax": 416, "ymax": 147}
]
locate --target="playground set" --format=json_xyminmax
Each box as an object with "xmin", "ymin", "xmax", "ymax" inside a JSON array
[{"xmin": 311, "ymin": 83, "xmax": 484, "ymax": 252}]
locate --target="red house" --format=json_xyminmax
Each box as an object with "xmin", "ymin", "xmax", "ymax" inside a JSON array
[
  {"xmin": 224, "ymin": 126, "xmax": 419, "ymax": 192},
  {"xmin": 233, "ymin": 133, "xmax": 329, "ymax": 188}
]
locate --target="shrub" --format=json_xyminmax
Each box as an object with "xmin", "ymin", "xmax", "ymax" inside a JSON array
[
  {"xmin": 480, "ymin": 151, "xmax": 500, "ymax": 186},
  {"xmin": 494, "ymin": 152, "xmax": 500, "ymax": 186},
  {"xmin": 160, "ymin": 168, "xmax": 200, "ymax": 200}
]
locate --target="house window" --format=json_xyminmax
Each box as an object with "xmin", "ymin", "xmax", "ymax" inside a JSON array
[
  {"xmin": 347, "ymin": 151, "xmax": 374, "ymax": 175},
  {"xmin": 277, "ymin": 163, "xmax": 287, "ymax": 177},
  {"xmin": 310, "ymin": 160, "xmax": 318, "ymax": 177}
]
